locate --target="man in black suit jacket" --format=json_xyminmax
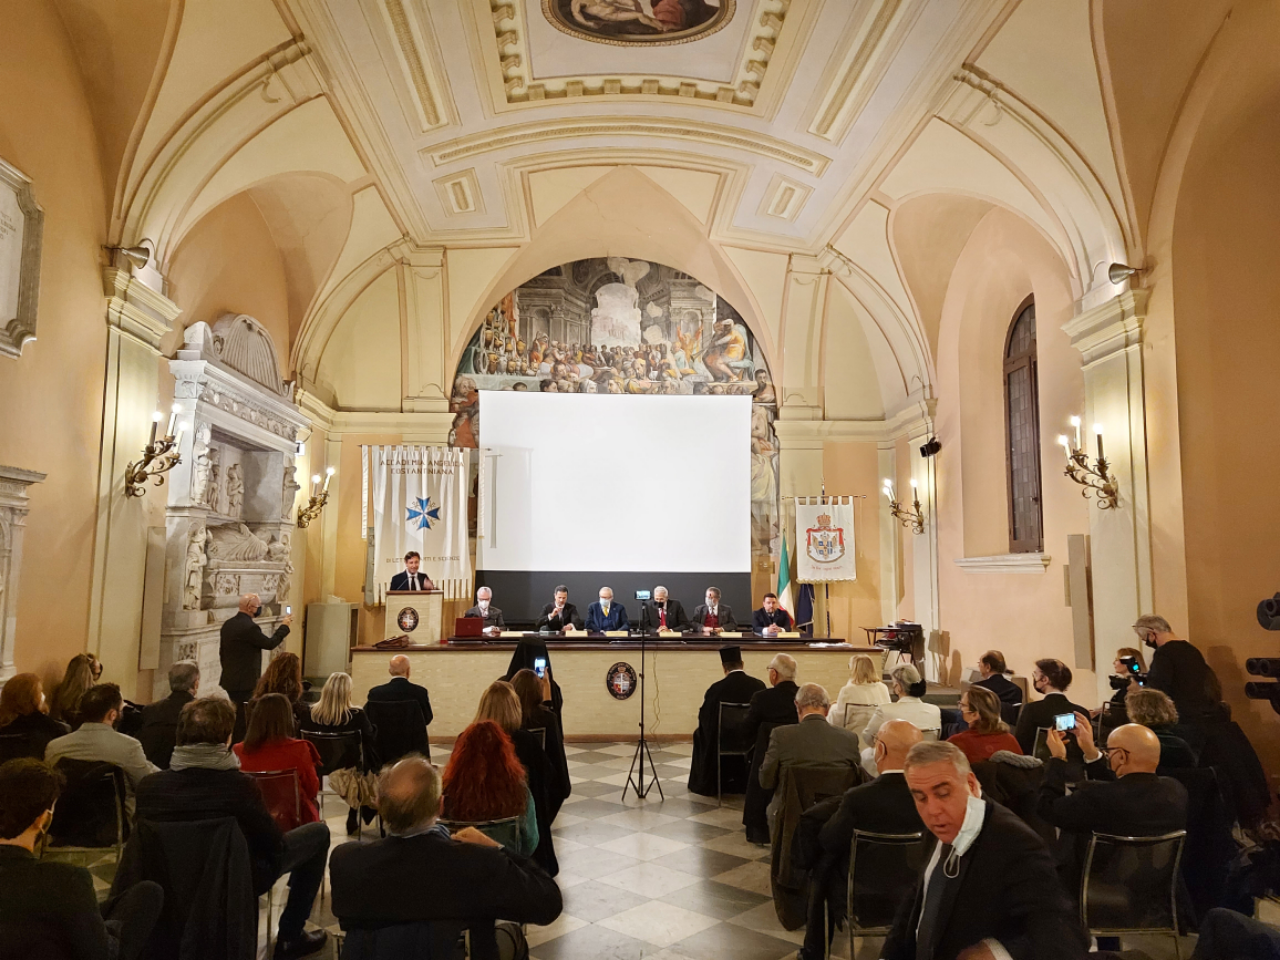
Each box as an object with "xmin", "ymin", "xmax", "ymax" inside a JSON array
[
  {"xmin": 464, "ymin": 587, "xmax": 505, "ymax": 634},
  {"xmin": 752, "ymin": 593, "xmax": 794, "ymax": 636},
  {"xmin": 795, "ymin": 719, "xmax": 925, "ymax": 960},
  {"xmin": 687, "ymin": 646, "xmax": 766, "ymax": 796},
  {"xmin": 742, "ymin": 654, "xmax": 800, "ymax": 843},
  {"xmin": 535, "ymin": 585, "xmax": 582, "ymax": 632},
  {"xmin": 883, "ymin": 740, "xmax": 1088, "ymax": 960},
  {"xmin": 649, "ymin": 585, "xmax": 689, "ymax": 632},
  {"xmin": 690, "ymin": 587, "xmax": 738, "ymax": 634},
  {"xmin": 137, "ymin": 659, "xmax": 200, "ymax": 768},
  {"xmin": 1039, "ymin": 717, "xmax": 1188, "ymax": 894},
  {"xmin": 218, "ymin": 593, "xmax": 290, "ymax": 704},
  {"xmin": 1013, "ymin": 658, "xmax": 1089, "ymax": 756},
  {"xmin": 366, "ymin": 655, "xmax": 434, "ymax": 726},
  {"xmin": 388, "ymin": 551, "xmax": 433, "ymax": 592},
  {"xmin": 974, "ymin": 650, "xmax": 1023, "ymax": 707},
  {"xmin": 135, "ymin": 699, "xmax": 331, "ymax": 959},
  {"xmin": 331, "ymin": 757, "xmax": 562, "ymax": 949}
]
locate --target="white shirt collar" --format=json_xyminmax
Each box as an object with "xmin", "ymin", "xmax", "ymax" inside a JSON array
[{"xmin": 878, "ymin": 768, "xmax": 906, "ymax": 775}]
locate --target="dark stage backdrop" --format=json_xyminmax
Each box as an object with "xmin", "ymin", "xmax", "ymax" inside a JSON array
[{"xmin": 476, "ymin": 571, "xmax": 752, "ymax": 628}]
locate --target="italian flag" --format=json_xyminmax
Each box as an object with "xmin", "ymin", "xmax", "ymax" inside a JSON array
[{"xmin": 777, "ymin": 533, "xmax": 794, "ymax": 614}]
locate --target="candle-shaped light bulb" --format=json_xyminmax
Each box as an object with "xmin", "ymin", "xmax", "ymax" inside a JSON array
[
  {"xmin": 1093, "ymin": 423, "xmax": 1104, "ymax": 461},
  {"xmin": 150, "ymin": 411, "xmax": 162, "ymax": 445},
  {"xmin": 323, "ymin": 466, "xmax": 335, "ymax": 493},
  {"xmin": 909, "ymin": 478, "xmax": 919, "ymax": 503},
  {"xmin": 175, "ymin": 421, "xmax": 189, "ymax": 447},
  {"xmin": 167, "ymin": 403, "xmax": 180, "ymax": 437},
  {"xmin": 1070, "ymin": 415, "xmax": 1081, "ymax": 450},
  {"xmin": 1057, "ymin": 434, "xmax": 1069, "ymax": 449},
  {"xmin": 882, "ymin": 480, "xmax": 894, "ymax": 502},
  {"xmin": 311, "ymin": 474, "xmax": 321, "ymax": 494}
]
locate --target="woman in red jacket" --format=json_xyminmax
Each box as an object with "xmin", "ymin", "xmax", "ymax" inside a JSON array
[
  {"xmin": 234, "ymin": 693, "xmax": 322, "ymax": 826},
  {"xmin": 946, "ymin": 685, "xmax": 1023, "ymax": 764}
]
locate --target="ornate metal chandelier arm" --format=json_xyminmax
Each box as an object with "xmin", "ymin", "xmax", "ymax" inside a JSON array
[
  {"xmin": 888, "ymin": 497, "xmax": 926, "ymax": 535},
  {"xmin": 124, "ymin": 439, "xmax": 182, "ymax": 498}
]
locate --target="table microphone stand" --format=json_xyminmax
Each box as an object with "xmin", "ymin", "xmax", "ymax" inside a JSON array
[{"xmin": 623, "ymin": 600, "xmax": 664, "ymax": 801}]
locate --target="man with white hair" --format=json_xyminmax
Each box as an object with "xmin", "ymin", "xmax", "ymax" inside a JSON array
[
  {"xmin": 742, "ymin": 654, "xmax": 800, "ymax": 843},
  {"xmin": 759, "ymin": 683, "xmax": 861, "ymax": 794},
  {"xmin": 464, "ymin": 587, "xmax": 505, "ymax": 636},
  {"xmin": 219, "ymin": 592, "xmax": 291, "ymax": 708},
  {"xmin": 137, "ymin": 659, "xmax": 200, "ymax": 768},
  {"xmin": 882, "ymin": 740, "xmax": 1087, "ymax": 960}
]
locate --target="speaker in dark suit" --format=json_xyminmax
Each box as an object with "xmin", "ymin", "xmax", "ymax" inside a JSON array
[{"xmin": 389, "ymin": 570, "xmax": 433, "ymax": 592}]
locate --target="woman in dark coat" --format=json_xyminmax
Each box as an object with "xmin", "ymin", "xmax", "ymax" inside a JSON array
[
  {"xmin": 511, "ymin": 669, "xmax": 572, "ymax": 819},
  {"xmin": 504, "ymin": 639, "xmax": 564, "ymax": 713}
]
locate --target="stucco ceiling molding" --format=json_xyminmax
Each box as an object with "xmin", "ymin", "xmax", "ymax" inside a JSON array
[
  {"xmin": 426, "ymin": 117, "xmax": 830, "ymax": 174},
  {"xmin": 376, "ymin": 0, "xmax": 454, "ymax": 133},
  {"xmin": 758, "ymin": 174, "xmax": 813, "ymax": 223},
  {"xmin": 121, "ymin": 41, "xmax": 326, "ymax": 267},
  {"xmin": 939, "ymin": 67, "xmax": 1130, "ymax": 309},
  {"xmin": 434, "ymin": 169, "xmax": 486, "ymax": 216},
  {"xmin": 479, "ymin": 0, "xmax": 789, "ymax": 111},
  {"xmin": 807, "ymin": 0, "xmax": 928, "ymax": 143}
]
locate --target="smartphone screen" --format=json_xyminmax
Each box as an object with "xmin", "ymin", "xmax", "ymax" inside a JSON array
[
  {"xmin": 285, "ymin": 605, "xmax": 291, "ymax": 615},
  {"xmin": 534, "ymin": 658, "xmax": 547, "ymax": 678},
  {"xmin": 1054, "ymin": 713, "xmax": 1075, "ymax": 732}
]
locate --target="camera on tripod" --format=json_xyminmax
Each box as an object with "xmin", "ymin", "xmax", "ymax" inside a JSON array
[
  {"xmin": 1108, "ymin": 654, "xmax": 1147, "ymax": 691},
  {"xmin": 1245, "ymin": 593, "xmax": 1280, "ymax": 716}
]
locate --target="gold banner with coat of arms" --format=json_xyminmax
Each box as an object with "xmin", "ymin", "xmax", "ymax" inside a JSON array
[{"xmin": 795, "ymin": 498, "xmax": 856, "ymax": 582}]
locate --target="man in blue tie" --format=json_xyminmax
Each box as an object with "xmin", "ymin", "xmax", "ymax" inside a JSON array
[{"xmin": 584, "ymin": 587, "xmax": 629, "ymax": 633}]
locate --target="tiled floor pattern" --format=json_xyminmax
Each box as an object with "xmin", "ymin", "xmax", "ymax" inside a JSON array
[{"xmin": 61, "ymin": 740, "xmax": 1194, "ymax": 960}]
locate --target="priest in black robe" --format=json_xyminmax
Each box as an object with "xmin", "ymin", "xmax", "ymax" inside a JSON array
[{"xmin": 687, "ymin": 646, "xmax": 767, "ymax": 796}]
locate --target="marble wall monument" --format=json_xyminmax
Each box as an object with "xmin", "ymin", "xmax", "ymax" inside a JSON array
[{"xmin": 157, "ymin": 314, "xmax": 307, "ymax": 698}]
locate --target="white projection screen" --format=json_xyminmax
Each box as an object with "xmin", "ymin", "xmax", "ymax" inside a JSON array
[{"xmin": 478, "ymin": 392, "xmax": 751, "ymax": 573}]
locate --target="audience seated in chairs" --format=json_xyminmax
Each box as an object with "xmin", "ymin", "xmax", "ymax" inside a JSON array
[
  {"xmin": 331, "ymin": 756, "xmax": 562, "ymax": 960},
  {"xmin": 475, "ymin": 679, "xmax": 560, "ymax": 875},
  {"xmin": 300, "ymin": 671, "xmax": 379, "ymax": 836},
  {"xmin": 233, "ymin": 693, "xmax": 322, "ymax": 828},
  {"xmin": 760, "ymin": 683, "xmax": 862, "ymax": 809},
  {"xmin": 442, "ymin": 720, "xmax": 539, "ymax": 858},
  {"xmin": 794, "ymin": 719, "xmax": 925, "ymax": 960},
  {"xmin": 0, "ymin": 673, "xmax": 69, "ymax": 762},
  {"xmin": 687, "ymin": 645, "xmax": 766, "ymax": 797},
  {"xmin": 973, "ymin": 650, "xmax": 1024, "ymax": 710},
  {"xmin": 1013, "ymin": 658, "xmax": 1090, "ymax": 758},
  {"xmin": 828, "ymin": 654, "xmax": 889, "ymax": 739},
  {"xmin": 1125, "ymin": 687, "xmax": 1199, "ymax": 771},
  {"xmin": 0, "ymin": 758, "xmax": 163, "ymax": 960},
  {"xmin": 134, "ymin": 697, "xmax": 330, "ymax": 959},
  {"xmin": 1037, "ymin": 717, "xmax": 1188, "ymax": 899},
  {"xmin": 509, "ymin": 669, "xmax": 572, "ymax": 812},
  {"xmin": 49, "ymin": 653, "xmax": 101, "ymax": 728},
  {"xmin": 365, "ymin": 654, "xmax": 434, "ymax": 728},
  {"xmin": 251, "ymin": 653, "xmax": 312, "ymax": 734},
  {"xmin": 742, "ymin": 654, "xmax": 800, "ymax": 844},
  {"xmin": 946, "ymin": 686, "xmax": 1023, "ymax": 764},
  {"xmin": 136, "ymin": 660, "xmax": 200, "ymax": 769},
  {"xmin": 45, "ymin": 683, "xmax": 157, "ymax": 819},
  {"xmin": 860, "ymin": 665, "xmax": 941, "ymax": 775}
]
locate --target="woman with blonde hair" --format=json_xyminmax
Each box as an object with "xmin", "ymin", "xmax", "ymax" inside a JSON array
[
  {"xmin": 49, "ymin": 654, "xmax": 99, "ymax": 727},
  {"xmin": 947, "ymin": 686, "xmax": 1022, "ymax": 763},
  {"xmin": 0, "ymin": 673, "xmax": 69, "ymax": 760},
  {"xmin": 829, "ymin": 654, "xmax": 890, "ymax": 735},
  {"xmin": 300, "ymin": 672, "xmax": 379, "ymax": 834}
]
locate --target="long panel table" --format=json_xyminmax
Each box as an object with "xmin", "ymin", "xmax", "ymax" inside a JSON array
[{"xmin": 349, "ymin": 639, "xmax": 884, "ymax": 740}]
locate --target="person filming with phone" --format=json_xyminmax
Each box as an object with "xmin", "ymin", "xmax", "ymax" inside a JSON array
[{"xmin": 1012, "ymin": 659, "xmax": 1089, "ymax": 759}]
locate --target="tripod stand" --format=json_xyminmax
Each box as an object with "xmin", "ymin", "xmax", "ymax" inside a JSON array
[{"xmin": 623, "ymin": 601, "xmax": 664, "ymax": 801}]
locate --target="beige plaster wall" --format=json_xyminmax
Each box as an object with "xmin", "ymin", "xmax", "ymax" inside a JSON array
[
  {"xmin": 0, "ymin": 1, "xmax": 112, "ymax": 686},
  {"xmin": 931, "ymin": 207, "xmax": 1090, "ymax": 687},
  {"xmin": 821, "ymin": 442, "xmax": 884, "ymax": 639}
]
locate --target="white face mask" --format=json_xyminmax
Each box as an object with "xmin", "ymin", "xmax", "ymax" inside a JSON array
[
  {"xmin": 600, "ymin": 598, "xmax": 610, "ymax": 608},
  {"xmin": 478, "ymin": 599, "xmax": 489, "ymax": 612}
]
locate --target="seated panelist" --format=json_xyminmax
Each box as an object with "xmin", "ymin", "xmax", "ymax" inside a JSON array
[
  {"xmin": 389, "ymin": 551, "xmax": 434, "ymax": 592},
  {"xmin": 650, "ymin": 586, "xmax": 689, "ymax": 632},
  {"xmin": 690, "ymin": 587, "xmax": 737, "ymax": 634},
  {"xmin": 584, "ymin": 588, "xmax": 629, "ymax": 633},
  {"xmin": 753, "ymin": 592, "xmax": 794, "ymax": 637},
  {"xmin": 536, "ymin": 585, "xmax": 583, "ymax": 632},
  {"xmin": 464, "ymin": 587, "xmax": 505, "ymax": 636}
]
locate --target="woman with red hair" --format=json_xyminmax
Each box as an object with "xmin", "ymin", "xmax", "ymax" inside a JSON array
[
  {"xmin": 250, "ymin": 652, "xmax": 310, "ymax": 732},
  {"xmin": 0, "ymin": 673, "xmax": 69, "ymax": 760},
  {"xmin": 442, "ymin": 719, "xmax": 539, "ymax": 856}
]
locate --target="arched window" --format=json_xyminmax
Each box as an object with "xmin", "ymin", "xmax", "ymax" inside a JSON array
[{"xmin": 1003, "ymin": 299, "xmax": 1043, "ymax": 553}]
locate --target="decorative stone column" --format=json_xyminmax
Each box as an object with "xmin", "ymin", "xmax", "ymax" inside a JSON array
[
  {"xmin": 0, "ymin": 467, "xmax": 46, "ymax": 683},
  {"xmin": 1062, "ymin": 290, "xmax": 1152, "ymax": 704}
]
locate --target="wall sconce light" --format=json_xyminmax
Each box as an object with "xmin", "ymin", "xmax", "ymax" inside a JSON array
[
  {"xmin": 1057, "ymin": 416, "xmax": 1118, "ymax": 509},
  {"xmin": 1107, "ymin": 262, "xmax": 1143, "ymax": 285},
  {"xmin": 296, "ymin": 467, "xmax": 335, "ymax": 528},
  {"xmin": 883, "ymin": 478, "xmax": 925, "ymax": 535},
  {"xmin": 103, "ymin": 240, "xmax": 153, "ymax": 271},
  {"xmin": 124, "ymin": 405, "xmax": 186, "ymax": 497}
]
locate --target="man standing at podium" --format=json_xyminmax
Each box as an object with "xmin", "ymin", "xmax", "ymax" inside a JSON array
[{"xmin": 390, "ymin": 552, "xmax": 433, "ymax": 592}]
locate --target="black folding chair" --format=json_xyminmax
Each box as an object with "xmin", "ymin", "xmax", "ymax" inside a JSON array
[
  {"xmin": 44, "ymin": 759, "xmax": 127, "ymax": 869},
  {"xmin": 716, "ymin": 702, "xmax": 752, "ymax": 806},
  {"xmin": 844, "ymin": 829, "xmax": 928, "ymax": 952},
  {"xmin": 301, "ymin": 729, "xmax": 367, "ymax": 834},
  {"xmin": 526, "ymin": 726, "xmax": 547, "ymax": 748},
  {"xmin": 0, "ymin": 731, "xmax": 43, "ymax": 763},
  {"xmin": 1081, "ymin": 830, "xmax": 1187, "ymax": 958},
  {"xmin": 364, "ymin": 699, "xmax": 430, "ymax": 765}
]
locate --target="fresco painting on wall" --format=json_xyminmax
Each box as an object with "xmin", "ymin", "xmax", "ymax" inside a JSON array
[
  {"xmin": 542, "ymin": 0, "xmax": 733, "ymax": 44},
  {"xmin": 449, "ymin": 256, "xmax": 778, "ymax": 567}
]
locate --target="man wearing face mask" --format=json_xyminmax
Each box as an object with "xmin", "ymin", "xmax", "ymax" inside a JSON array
[
  {"xmin": 584, "ymin": 587, "xmax": 629, "ymax": 633},
  {"xmin": 883, "ymin": 740, "xmax": 1087, "ymax": 960},
  {"xmin": 691, "ymin": 587, "xmax": 738, "ymax": 634},
  {"xmin": 220, "ymin": 592, "xmax": 292, "ymax": 710},
  {"xmin": 464, "ymin": 587, "xmax": 506, "ymax": 636},
  {"xmin": 1132, "ymin": 614, "xmax": 1222, "ymax": 723}
]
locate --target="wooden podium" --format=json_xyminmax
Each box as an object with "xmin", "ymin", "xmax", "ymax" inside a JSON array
[{"xmin": 382, "ymin": 590, "xmax": 443, "ymax": 645}]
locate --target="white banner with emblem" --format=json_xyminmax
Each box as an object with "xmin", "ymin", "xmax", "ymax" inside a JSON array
[
  {"xmin": 363, "ymin": 445, "xmax": 471, "ymax": 604},
  {"xmin": 795, "ymin": 497, "xmax": 856, "ymax": 582}
]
